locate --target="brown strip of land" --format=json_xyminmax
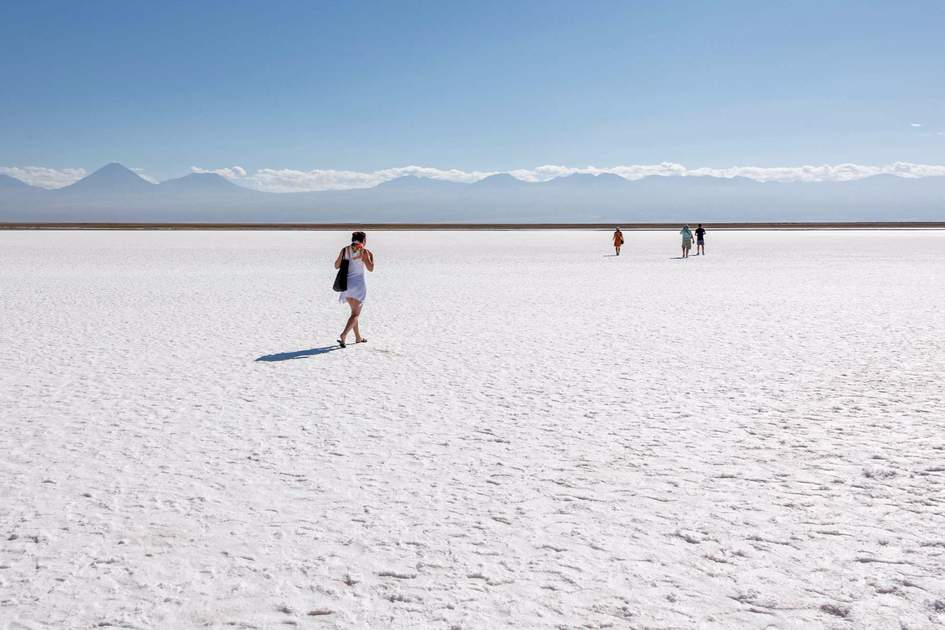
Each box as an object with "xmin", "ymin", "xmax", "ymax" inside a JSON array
[{"xmin": 1, "ymin": 222, "xmax": 944, "ymax": 231}]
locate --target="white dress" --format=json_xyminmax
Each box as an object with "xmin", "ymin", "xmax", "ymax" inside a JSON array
[{"xmin": 338, "ymin": 246, "xmax": 367, "ymax": 303}]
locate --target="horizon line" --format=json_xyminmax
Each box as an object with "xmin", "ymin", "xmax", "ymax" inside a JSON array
[{"xmin": 3, "ymin": 221, "xmax": 945, "ymax": 231}]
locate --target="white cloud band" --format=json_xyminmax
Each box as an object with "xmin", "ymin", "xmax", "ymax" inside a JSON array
[
  {"xmin": 192, "ymin": 165, "xmax": 493, "ymax": 192},
  {"xmin": 191, "ymin": 161, "xmax": 945, "ymax": 193},
  {"xmin": 5, "ymin": 161, "xmax": 945, "ymax": 192},
  {"xmin": 0, "ymin": 166, "xmax": 87, "ymax": 189},
  {"xmin": 191, "ymin": 166, "xmax": 247, "ymax": 180}
]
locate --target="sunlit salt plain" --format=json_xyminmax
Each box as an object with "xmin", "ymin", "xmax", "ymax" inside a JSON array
[{"xmin": 1, "ymin": 229, "xmax": 944, "ymax": 629}]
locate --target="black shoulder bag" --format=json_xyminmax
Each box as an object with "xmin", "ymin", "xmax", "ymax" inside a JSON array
[{"xmin": 332, "ymin": 247, "xmax": 349, "ymax": 292}]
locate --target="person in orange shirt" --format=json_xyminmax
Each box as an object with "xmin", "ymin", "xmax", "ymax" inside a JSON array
[{"xmin": 613, "ymin": 227, "xmax": 625, "ymax": 256}]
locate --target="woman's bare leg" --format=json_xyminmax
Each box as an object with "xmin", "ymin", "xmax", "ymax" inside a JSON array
[
  {"xmin": 353, "ymin": 308, "xmax": 365, "ymax": 342},
  {"xmin": 340, "ymin": 298, "xmax": 362, "ymax": 342}
]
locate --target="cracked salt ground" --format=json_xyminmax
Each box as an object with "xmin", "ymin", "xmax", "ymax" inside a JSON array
[{"xmin": 1, "ymin": 229, "xmax": 944, "ymax": 629}]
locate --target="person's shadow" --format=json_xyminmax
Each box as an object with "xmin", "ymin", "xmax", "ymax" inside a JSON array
[{"xmin": 256, "ymin": 345, "xmax": 341, "ymax": 362}]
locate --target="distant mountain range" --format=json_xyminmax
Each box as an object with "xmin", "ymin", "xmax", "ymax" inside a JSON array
[{"xmin": 1, "ymin": 162, "xmax": 943, "ymax": 222}]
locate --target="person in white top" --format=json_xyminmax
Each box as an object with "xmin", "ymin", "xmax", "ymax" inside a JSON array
[{"xmin": 334, "ymin": 231, "xmax": 375, "ymax": 348}]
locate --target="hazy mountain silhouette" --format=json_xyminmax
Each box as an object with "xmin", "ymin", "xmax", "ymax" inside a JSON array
[
  {"xmin": 58, "ymin": 162, "xmax": 153, "ymax": 194},
  {"xmin": 546, "ymin": 173, "xmax": 628, "ymax": 187},
  {"xmin": 0, "ymin": 174, "xmax": 35, "ymax": 190},
  {"xmin": 158, "ymin": 172, "xmax": 256, "ymax": 194},
  {"xmin": 1, "ymin": 162, "xmax": 943, "ymax": 222},
  {"xmin": 374, "ymin": 176, "xmax": 465, "ymax": 191},
  {"xmin": 472, "ymin": 174, "xmax": 531, "ymax": 188}
]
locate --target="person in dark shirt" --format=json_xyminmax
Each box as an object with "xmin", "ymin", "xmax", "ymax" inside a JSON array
[{"xmin": 695, "ymin": 224, "xmax": 706, "ymax": 255}]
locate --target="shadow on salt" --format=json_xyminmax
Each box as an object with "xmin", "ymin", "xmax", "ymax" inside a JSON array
[{"xmin": 255, "ymin": 346, "xmax": 341, "ymax": 362}]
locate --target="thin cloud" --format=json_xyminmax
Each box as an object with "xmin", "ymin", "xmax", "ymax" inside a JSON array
[
  {"xmin": 910, "ymin": 122, "xmax": 923, "ymax": 127},
  {"xmin": 193, "ymin": 165, "xmax": 496, "ymax": 192},
  {"xmin": 132, "ymin": 167, "xmax": 158, "ymax": 184},
  {"xmin": 191, "ymin": 166, "xmax": 248, "ymax": 180},
  {"xmin": 0, "ymin": 166, "xmax": 87, "ymax": 188},
  {"xmin": 191, "ymin": 161, "xmax": 945, "ymax": 192}
]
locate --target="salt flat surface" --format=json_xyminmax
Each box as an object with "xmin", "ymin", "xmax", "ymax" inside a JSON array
[{"xmin": 1, "ymin": 229, "xmax": 944, "ymax": 629}]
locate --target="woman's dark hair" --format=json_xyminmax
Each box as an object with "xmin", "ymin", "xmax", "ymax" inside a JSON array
[{"xmin": 351, "ymin": 231, "xmax": 366, "ymax": 243}]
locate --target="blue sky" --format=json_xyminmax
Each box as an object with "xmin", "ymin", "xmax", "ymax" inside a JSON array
[{"xmin": 1, "ymin": 0, "xmax": 943, "ymax": 188}]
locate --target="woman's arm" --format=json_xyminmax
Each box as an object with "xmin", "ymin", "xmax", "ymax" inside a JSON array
[
  {"xmin": 362, "ymin": 249, "xmax": 375, "ymax": 272},
  {"xmin": 334, "ymin": 247, "xmax": 345, "ymax": 269}
]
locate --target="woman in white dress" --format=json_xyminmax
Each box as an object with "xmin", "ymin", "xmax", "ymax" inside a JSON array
[{"xmin": 334, "ymin": 231, "xmax": 374, "ymax": 347}]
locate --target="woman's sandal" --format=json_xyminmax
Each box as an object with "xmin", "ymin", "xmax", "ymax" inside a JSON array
[
  {"xmin": 355, "ymin": 338, "xmax": 368, "ymax": 344},
  {"xmin": 337, "ymin": 339, "xmax": 346, "ymax": 348}
]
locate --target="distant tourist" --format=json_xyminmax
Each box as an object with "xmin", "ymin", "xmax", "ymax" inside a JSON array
[
  {"xmin": 333, "ymin": 231, "xmax": 374, "ymax": 347},
  {"xmin": 613, "ymin": 227, "xmax": 625, "ymax": 255},
  {"xmin": 680, "ymin": 225, "xmax": 693, "ymax": 258},
  {"xmin": 695, "ymin": 224, "xmax": 706, "ymax": 255}
]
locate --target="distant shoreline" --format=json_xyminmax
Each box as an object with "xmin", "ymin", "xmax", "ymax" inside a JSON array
[{"xmin": 1, "ymin": 221, "xmax": 944, "ymax": 231}]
